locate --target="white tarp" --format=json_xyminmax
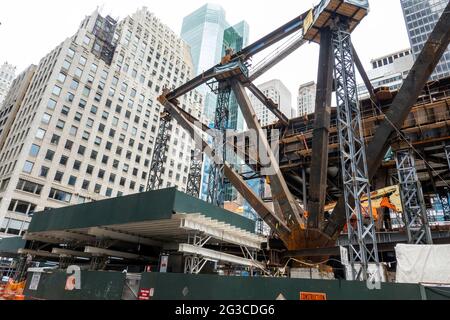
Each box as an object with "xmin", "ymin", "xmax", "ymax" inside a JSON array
[{"xmin": 396, "ymin": 244, "xmax": 450, "ymax": 284}]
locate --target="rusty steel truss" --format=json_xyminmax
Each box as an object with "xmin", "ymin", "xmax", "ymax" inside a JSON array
[{"xmin": 152, "ymin": 0, "xmax": 450, "ymax": 275}]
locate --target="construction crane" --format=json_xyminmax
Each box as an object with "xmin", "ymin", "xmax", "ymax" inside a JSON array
[{"xmin": 155, "ymin": 0, "xmax": 450, "ymax": 281}]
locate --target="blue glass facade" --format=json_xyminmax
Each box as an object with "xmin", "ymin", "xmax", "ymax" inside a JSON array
[{"xmin": 181, "ymin": 4, "xmax": 249, "ymax": 204}]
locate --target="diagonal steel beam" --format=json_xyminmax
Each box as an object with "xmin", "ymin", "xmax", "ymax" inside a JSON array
[
  {"xmin": 231, "ymin": 79, "xmax": 305, "ymax": 229},
  {"xmin": 248, "ymin": 38, "xmax": 307, "ymax": 83},
  {"xmin": 322, "ymin": 2, "xmax": 450, "ymax": 239},
  {"xmin": 307, "ymin": 28, "xmax": 334, "ymax": 229},
  {"xmin": 352, "ymin": 44, "xmax": 379, "ymax": 105},
  {"xmin": 246, "ymin": 83, "xmax": 290, "ymax": 126},
  {"xmin": 157, "ymin": 93, "xmax": 291, "ymax": 237}
]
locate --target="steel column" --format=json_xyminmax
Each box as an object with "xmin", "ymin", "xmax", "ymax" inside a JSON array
[
  {"xmin": 308, "ymin": 28, "xmax": 334, "ymax": 229},
  {"xmin": 332, "ymin": 23, "xmax": 379, "ymax": 281},
  {"xmin": 186, "ymin": 149, "xmax": 203, "ymax": 198},
  {"xmin": 147, "ymin": 112, "xmax": 172, "ymax": 191},
  {"xmin": 206, "ymin": 83, "xmax": 232, "ymax": 207},
  {"xmin": 396, "ymin": 149, "xmax": 433, "ymax": 245}
]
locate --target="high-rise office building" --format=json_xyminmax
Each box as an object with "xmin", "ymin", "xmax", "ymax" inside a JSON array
[
  {"xmin": 181, "ymin": 4, "xmax": 249, "ymax": 203},
  {"xmin": 400, "ymin": 0, "xmax": 450, "ymax": 80},
  {"xmin": 250, "ymin": 79, "xmax": 293, "ymax": 127},
  {"xmin": 0, "ymin": 62, "xmax": 17, "ymax": 107},
  {"xmin": 357, "ymin": 49, "xmax": 414, "ymax": 100},
  {"xmin": 0, "ymin": 8, "xmax": 201, "ymax": 238},
  {"xmin": 180, "ymin": 3, "xmax": 249, "ymax": 127},
  {"xmin": 297, "ymin": 81, "xmax": 316, "ymax": 117}
]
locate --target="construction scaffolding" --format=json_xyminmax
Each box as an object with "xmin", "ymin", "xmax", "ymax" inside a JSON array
[
  {"xmin": 147, "ymin": 112, "xmax": 172, "ymax": 191},
  {"xmin": 332, "ymin": 21, "xmax": 379, "ymax": 281},
  {"xmin": 396, "ymin": 149, "xmax": 433, "ymax": 245}
]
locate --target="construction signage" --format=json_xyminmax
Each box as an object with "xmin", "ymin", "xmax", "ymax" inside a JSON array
[
  {"xmin": 138, "ymin": 288, "xmax": 154, "ymax": 300},
  {"xmin": 299, "ymin": 292, "xmax": 327, "ymax": 300}
]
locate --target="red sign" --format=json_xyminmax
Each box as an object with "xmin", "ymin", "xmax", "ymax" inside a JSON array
[
  {"xmin": 300, "ymin": 292, "xmax": 327, "ymax": 300},
  {"xmin": 138, "ymin": 288, "xmax": 154, "ymax": 300}
]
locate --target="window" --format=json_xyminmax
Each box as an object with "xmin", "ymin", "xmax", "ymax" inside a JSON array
[
  {"xmin": 102, "ymin": 155, "xmax": 109, "ymax": 164},
  {"xmin": 82, "ymin": 131, "xmax": 90, "ymax": 140},
  {"xmin": 83, "ymin": 36, "xmax": 91, "ymax": 46},
  {"xmin": 82, "ymin": 180, "xmax": 90, "ymax": 190},
  {"xmin": 90, "ymin": 150, "xmax": 98, "ymax": 160},
  {"xmin": 56, "ymin": 119, "xmax": 65, "ymax": 129},
  {"xmin": 49, "ymin": 188, "xmax": 72, "ymax": 203},
  {"xmin": 67, "ymin": 48, "xmax": 75, "ymax": 58},
  {"xmin": 82, "ymin": 86, "xmax": 91, "ymax": 97},
  {"xmin": 62, "ymin": 60, "xmax": 71, "ymax": 70},
  {"xmin": 106, "ymin": 188, "xmax": 113, "ymax": 197},
  {"xmin": 77, "ymin": 145, "xmax": 86, "ymax": 156},
  {"xmin": 57, "ymin": 72, "xmax": 66, "ymax": 83},
  {"xmin": 75, "ymin": 67, "xmax": 83, "ymax": 78},
  {"xmin": 73, "ymin": 160, "xmax": 81, "ymax": 171},
  {"xmin": 74, "ymin": 112, "xmax": 82, "ymax": 122},
  {"xmin": 95, "ymin": 136, "xmax": 102, "ymax": 146},
  {"xmin": 61, "ymin": 105, "xmax": 70, "ymax": 115},
  {"xmin": 68, "ymin": 176, "xmax": 77, "ymax": 186},
  {"xmin": 91, "ymin": 63, "xmax": 98, "ymax": 73},
  {"xmin": 16, "ymin": 179, "xmax": 43, "ymax": 195},
  {"xmin": 60, "ymin": 155, "xmax": 69, "ymax": 166},
  {"xmin": 79, "ymin": 99, "xmax": 87, "ymax": 108},
  {"xmin": 86, "ymin": 165, "xmax": 94, "ymax": 175},
  {"xmin": 54, "ymin": 171, "xmax": 64, "ymax": 182},
  {"xmin": 52, "ymin": 85, "xmax": 62, "ymax": 96},
  {"xmin": 8, "ymin": 200, "xmax": 36, "ymax": 216},
  {"xmin": 39, "ymin": 166, "xmax": 49, "ymax": 178},
  {"xmin": 35, "ymin": 128, "xmax": 46, "ymax": 140},
  {"xmin": 98, "ymin": 169, "xmax": 105, "ymax": 179},
  {"xmin": 23, "ymin": 161, "xmax": 34, "ymax": 173},
  {"xmin": 65, "ymin": 140, "xmax": 73, "ymax": 150},
  {"xmin": 123, "ymin": 164, "xmax": 129, "ymax": 173},
  {"xmin": 94, "ymin": 184, "xmax": 101, "ymax": 194},
  {"xmin": 47, "ymin": 99, "xmax": 57, "ymax": 110},
  {"xmin": 120, "ymin": 177, "xmax": 126, "ymax": 186},
  {"xmin": 29, "ymin": 144, "xmax": 40, "ymax": 157},
  {"xmin": 70, "ymin": 126, "xmax": 78, "ymax": 136},
  {"xmin": 66, "ymin": 92, "xmax": 75, "ymax": 103},
  {"xmin": 106, "ymin": 141, "xmax": 113, "ymax": 150},
  {"xmin": 86, "ymin": 118, "xmax": 94, "ymax": 128},
  {"xmin": 113, "ymin": 160, "xmax": 119, "ymax": 169},
  {"xmin": 70, "ymin": 79, "xmax": 79, "ymax": 90}
]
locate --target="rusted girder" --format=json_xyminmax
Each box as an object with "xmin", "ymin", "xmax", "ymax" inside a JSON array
[
  {"xmin": 157, "ymin": 92, "xmax": 291, "ymax": 238},
  {"xmin": 231, "ymin": 79, "xmax": 305, "ymax": 229},
  {"xmin": 307, "ymin": 28, "xmax": 334, "ymax": 230},
  {"xmin": 322, "ymin": 1, "xmax": 450, "ymax": 240},
  {"xmin": 352, "ymin": 44, "xmax": 379, "ymax": 105},
  {"xmin": 246, "ymin": 83, "xmax": 290, "ymax": 126}
]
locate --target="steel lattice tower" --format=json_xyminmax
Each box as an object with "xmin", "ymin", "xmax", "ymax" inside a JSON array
[
  {"xmin": 147, "ymin": 112, "xmax": 172, "ymax": 191},
  {"xmin": 186, "ymin": 149, "xmax": 203, "ymax": 198},
  {"xmin": 396, "ymin": 149, "xmax": 433, "ymax": 244},
  {"xmin": 332, "ymin": 23, "xmax": 380, "ymax": 281},
  {"xmin": 206, "ymin": 82, "xmax": 232, "ymax": 207}
]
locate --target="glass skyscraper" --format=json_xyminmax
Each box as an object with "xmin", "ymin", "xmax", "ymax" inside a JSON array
[
  {"xmin": 181, "ymin": 4, "xmax": 249, "ymax": 204},
  {"xmin": 400, "ymin": 0, "xmax": 450, "ymax": 80}
]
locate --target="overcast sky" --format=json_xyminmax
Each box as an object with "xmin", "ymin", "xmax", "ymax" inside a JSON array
[{"xmin": 0, "ymin": 0, "xmax": 410, "ymax": 100}]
